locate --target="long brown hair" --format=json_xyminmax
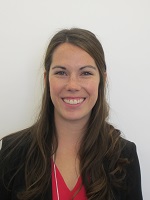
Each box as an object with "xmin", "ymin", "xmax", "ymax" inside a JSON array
[{"xmin": 1, "ymin": 28, "xmax": 128, "ymax": 200}]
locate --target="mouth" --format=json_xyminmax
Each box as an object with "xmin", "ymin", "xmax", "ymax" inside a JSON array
[{"xmin": 62, "ymin": 98, "xmax": 85, "ymax": 105}]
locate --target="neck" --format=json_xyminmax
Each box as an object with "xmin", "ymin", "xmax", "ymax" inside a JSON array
[{"xmin": 54, "ymin": 114, "xmax": 88, "ymax": 154}]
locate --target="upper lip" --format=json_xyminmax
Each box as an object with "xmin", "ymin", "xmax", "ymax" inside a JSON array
[
  {"xmin": 62, "ymin": 97, "xmax": 86, "ymax": 102},
  {"xmin": 62, "ymin": 97, "xmax": 86, "ymax": 99}
]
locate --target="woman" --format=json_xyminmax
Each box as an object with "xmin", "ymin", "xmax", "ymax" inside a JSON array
[{"xmin": 0, "ymin": 28, "xmax": 143, "ymax": 200}]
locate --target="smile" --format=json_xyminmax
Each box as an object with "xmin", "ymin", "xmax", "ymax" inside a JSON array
[{"xmin": 63, "ymin": 98, "xmax": 85, "ymax": 105}]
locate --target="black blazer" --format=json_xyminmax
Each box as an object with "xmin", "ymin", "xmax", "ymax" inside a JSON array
[{"xmin": 0, "ymin": 135, "xmax": 143, "ymax": 200}]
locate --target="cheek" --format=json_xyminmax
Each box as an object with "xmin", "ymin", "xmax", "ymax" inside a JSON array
[
  {"xmin": 92, "ymin": 86, "xmax": 99, "ymax": 101},
  {"xmin": 49, "ymin": 78, "xmax": 63, "ymax": 100},
  {"xmin": 49, "ymin": 78, "xmax": 57, "ymax": 97},
  {"xmin": 87, "ymin": 80, "xmax": 99, "ymax": 97}
]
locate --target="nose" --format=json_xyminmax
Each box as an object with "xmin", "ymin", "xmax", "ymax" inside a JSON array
[{"xmin": 65, "ymin": 75, "xmax": 81, "ymax": 92}]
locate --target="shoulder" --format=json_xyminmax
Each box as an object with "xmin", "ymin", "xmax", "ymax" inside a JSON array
[
  {"xmin": 0, "ymin": 128, "xmax": 33, "ymax": 167},
  {"xmin": 120, "ymin": 137, "xmax": 140, "ymax": 170},
  {"xmin": 1, "ymin": 127, "xmax": 32, "ymax": 150},
  {"xmin": 120, "ymin": 138, "xmax": 137, "ymax": 158},
  {"xmin": 119, "ymin": 138, "xmax": 140, "ymax": 169}
]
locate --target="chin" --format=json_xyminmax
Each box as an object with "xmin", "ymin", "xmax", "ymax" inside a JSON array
[{"xmin": 62, "ymin": 113, "xmax": 90, "ymax": 122}]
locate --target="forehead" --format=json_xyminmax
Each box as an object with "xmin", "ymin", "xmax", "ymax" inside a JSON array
[{"xmin": 51, "ymin": 43, "xmax": 96, "ymax": 67}]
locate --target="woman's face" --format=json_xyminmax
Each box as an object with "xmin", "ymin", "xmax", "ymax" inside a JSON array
[{"xmin": 49, "ymin": 43, "xmax": 100, "ymax": 123}]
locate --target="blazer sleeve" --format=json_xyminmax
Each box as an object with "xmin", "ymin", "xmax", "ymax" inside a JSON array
[
  {"xmin": 0, "ymin": 139, "xmax": 13, "ymax": 200},
  {"xmin": 0, "ymin": 136, "xmax": 28, "ymax": 200},
  {"xmin": 125, "ymin": 141, "xmax": 143, "ymax": 200}
]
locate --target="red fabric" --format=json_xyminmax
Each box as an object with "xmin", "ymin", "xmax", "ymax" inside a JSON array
[{"xmin": 52, "ymin": 160, "xmax": 87, "ymax": 200}]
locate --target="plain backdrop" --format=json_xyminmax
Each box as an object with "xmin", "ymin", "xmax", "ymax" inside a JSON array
[{"xmin": 0, "ymin": 0, "xmax": 149, "ymax": 199}]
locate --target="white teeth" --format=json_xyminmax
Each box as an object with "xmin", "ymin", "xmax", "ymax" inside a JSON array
[{"xmin": 63, "ymin": 98, "xmax": 84, "ymax": 105}]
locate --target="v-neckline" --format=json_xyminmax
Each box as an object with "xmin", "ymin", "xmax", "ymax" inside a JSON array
[{"xmin": 53, "ymin": 160, "xmax": 81, "ymax": 192}]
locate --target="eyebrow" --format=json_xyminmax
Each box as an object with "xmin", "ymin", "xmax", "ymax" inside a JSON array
[
  {"xmin": 80, "ymin": 65, "xmax": 97, "ymax": 70},
  {"xmin": 51, "ymin": 65, "xmax": 97, "ymax": 70},
  {"xmin": 51, "ymin": 66, "xmax": 66, "ymax": 70}
]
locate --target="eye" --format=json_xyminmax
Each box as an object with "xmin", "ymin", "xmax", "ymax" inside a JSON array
[
  {"xmin": 55, "ymin": 71, "xmax": 67, "ymax": 76},
  {"xmin": 81, "ymin": 71, "xmax": 93, "ymax": 76}
]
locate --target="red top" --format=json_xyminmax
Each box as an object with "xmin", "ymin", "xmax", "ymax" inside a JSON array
[{"xmin": 52, "ymin": 160, "xmax": 87, "ymax": 200}]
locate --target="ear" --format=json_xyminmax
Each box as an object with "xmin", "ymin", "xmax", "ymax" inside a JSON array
[
  {"xmin": 104, "ymin": 72, "xmax": 107, "ymax": 85},
  {"xmin": 44, "ymin": 71, "xmax": 47, "ymax": 85},
  {"xmin": 104, "ymin": 72, "xmax": 107, "ymax": 80}
]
